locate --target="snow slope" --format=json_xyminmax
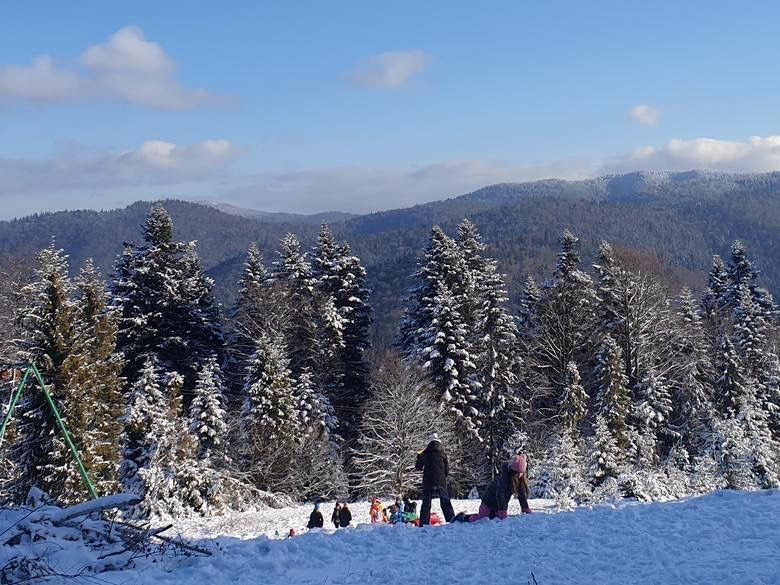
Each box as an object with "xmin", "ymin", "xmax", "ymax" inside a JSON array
[{"xmin": 10, "ymin": 490, "xmax": 780, "ymax": 584}]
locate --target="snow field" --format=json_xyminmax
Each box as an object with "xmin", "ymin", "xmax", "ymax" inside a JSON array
[{"xmin": 128, "ymin": 490, "xmax": 780, "ymax": 585}]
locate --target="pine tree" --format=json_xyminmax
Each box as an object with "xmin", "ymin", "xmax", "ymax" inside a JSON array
[
  {"xmin": 474, "ymin": 261, "xmax": 522, "ymax": 475},
  {"xmin": 668, "ymin": 288, "xmax": 715, "ymax": 454},
  {"xmin": 272, "ymin": 233, "xmax": 340, "ymax": 378},
  {"xmin": 594, "ymin": 335, "xmax": 631, "ymax": 453},
  {"xmin": 531, "ymin": 231, "xmax": 598, "ymax": 417},
  {"xmin": 241, "ymin": 333, "xmax": 299, "ymax": 442},
  {"xmin": 702, "ymin": 255, "xmax": 729, "ymax": 318},
  {"xmin": 312, "ymin": 226, "xmax": 372, "ymax": 438},
  {"xmin": 589, "ymin": 414, "xmax": 621, "ymax": 483},
  {"xmin": 112, "ymin": 204, "xmax": 224, "ymax": 397},
  {"xmin": 400, "ymin": 226, "xmax": 469, "ymax": 359},
  {"xmin": 420, "ymin": 281, "xmax": 478, "ymax": 432},
  {"xmin": 634, "ymin": 372, "xmax": 673, "ymax": 464},
  {"xmin": 10, "ymin": 243, "xmax": 81, "ymax": 503},
  {"xmin": 189, "ymin": 356, "xmax": 228, "ymax": 460},
  {"xmin": 296, "ymin": 368, "xmax": 337, "ymax": 438},
  {"xmin": 560, "ymin": 361, "xmax": 588, "ymax": 435},
  {"xmin": 66, "ymin": 260, "xmax": 124, "ymax": 497}
]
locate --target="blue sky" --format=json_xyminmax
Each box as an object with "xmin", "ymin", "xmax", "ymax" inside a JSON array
[{"xmin": 1, "ymin": 1, "xmax": 780, "ymax": 218}]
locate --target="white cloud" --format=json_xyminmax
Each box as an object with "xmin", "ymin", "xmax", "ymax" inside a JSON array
[
  {"xmin": 0, "ymin": 56, "xmax": 81, "ymax": 101},
  {"xmin": 604, "ymin": 135, "xmax": 780, "ymax": 173},
  {"xmin": 629, "ymin": 104, "xmax": 660, "ymax": 126},
  {"xmin": 0, "ymin": 26, "xmax": 216, "ymax": 110},
  {"xmin": 81, "ymin": 26, "xmax": 173, "ymax": 75},
  {"xmin": 0, "ymin": 138, "xmax": 243, "ymax": 197},
  {"xmin": 349, "ymin": 50, "xmax": 430, "ymax": 89}
]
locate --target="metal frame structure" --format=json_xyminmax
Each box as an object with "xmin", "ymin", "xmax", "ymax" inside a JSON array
[{"xmin": 0, "ymin": 363, "xmax": 98, "ymax": 500}]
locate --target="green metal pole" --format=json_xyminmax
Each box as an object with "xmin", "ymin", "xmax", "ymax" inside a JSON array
[
  {"xmin": 0, "ymin": 367, "xmax": 32, "ymax": 446},
  {"xmin": 29, "ymin": 363, "xmax": 99, "ymax": 500}
]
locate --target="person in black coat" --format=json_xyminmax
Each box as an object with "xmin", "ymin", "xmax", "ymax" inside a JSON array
[
  {"xmin": 338, "ymin": 502, "xmax": 352, "ymax": 527},
  {"xmin": 307, "ymin": 503, "xmax": 324, "ymax": 529},
  {"xmin": 415, "ymin": 433, "xmax": 455, "ymax": 525}
]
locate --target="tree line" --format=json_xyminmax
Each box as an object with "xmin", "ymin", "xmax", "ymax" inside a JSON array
[{"xmin": 1, "ymin": 204, "xmax": 778, "ymax": 516}]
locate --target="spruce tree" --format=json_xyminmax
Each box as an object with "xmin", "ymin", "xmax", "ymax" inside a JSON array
[
  {"xmin": 189, "ymin": 356, "xmax": 228, "ymax": 460},
  {"xmin": 594, "ymin": 335, "xmax": 631, "ymax": 453},
  {"xmin": 475, "ymin": 261, "xmax": 522, "ymax": 474},
  {"xmin": 66, "ymin": 260, "xmax": 124, "ymax": 497},
  {"xmin": 312, "ymin": 227, "xmax": 372, "ymax": 438},
  {"xmin": 560, "ymin": 361, "xmax": 588, "ymax": 435},
  {"xmin": 10, "ymin": 244, "xmax": 81, "ymax": 503},
  {"xmin": 112, "ymin": 204, "xmax": 224, "ymax": 397},
  {"xmin": 420, "ymin": 281, "xmax": 478, "ymax": 432}
]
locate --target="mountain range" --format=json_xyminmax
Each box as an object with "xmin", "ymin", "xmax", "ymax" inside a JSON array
[{"xmin": 3, "ymin": 169, "xmax": 780, "ymax": 345}]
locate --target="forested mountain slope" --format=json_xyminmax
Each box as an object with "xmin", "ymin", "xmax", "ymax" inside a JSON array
[{"xmin": 2, "ymin": 170, "xmax": 780, "ymax": 345}]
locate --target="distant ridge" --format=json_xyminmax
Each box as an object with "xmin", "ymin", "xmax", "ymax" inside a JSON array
[{"xmin": 207, "ymin": 202, "xmax": 356, "ymax": 224}]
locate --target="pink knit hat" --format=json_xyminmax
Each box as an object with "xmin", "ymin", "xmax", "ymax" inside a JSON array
[{"xmin": 509, "ymin": 454, "xmax": 527, "ymax": 474}]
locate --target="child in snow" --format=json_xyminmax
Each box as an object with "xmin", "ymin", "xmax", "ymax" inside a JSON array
[
  {"xmin": 403, "ymin": 495, "xmax": 417, "ymax": 515},
  {"xmin": 307, "ymin": 502, "xmax": 324, "ymax": 529},
  {"xmin": 331, "ymin": 502, "xmax": 342, "ymax": 528},
  {"xmin": 338, "ymin": 502, "xmax": 352, "ymax": 527},
  {"xmin": 454, "ymin": 454, "xmax": 531, "ymax": 522},
  {"xmin": 369, "ymin": 497, "xmax": 386, "ymax": 523}
]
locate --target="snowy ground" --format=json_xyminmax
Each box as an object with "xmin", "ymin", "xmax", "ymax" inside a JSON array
[
  {"xmin": 8, "ymin": 490, "xmax": 780, "ymax": 584},
  {"xmin": 172, "ymin": 496, "xmax": 553, "ymax": 540}
]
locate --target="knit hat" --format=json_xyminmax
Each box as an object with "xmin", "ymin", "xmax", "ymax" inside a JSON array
[
  {"xmin": 314, "ymin": 502, "xmax": 321, "ymax": 510},
  {"xmin": 428, "ymin": 432, "xmax": 441, "ymax": 443},
  {"xmin": 509, "ymin": 454, "xmax": 527, "ymax": 474}
]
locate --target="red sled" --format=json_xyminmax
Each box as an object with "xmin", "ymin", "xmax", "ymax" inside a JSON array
[{"xmin": 413, "ymin": 512, "xmax": 442, "ymax": 526}]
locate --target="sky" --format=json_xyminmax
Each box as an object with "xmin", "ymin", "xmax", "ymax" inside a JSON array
[{"xmin": 2, "ymin": 1, "xmax": 780, "ymax": 218}]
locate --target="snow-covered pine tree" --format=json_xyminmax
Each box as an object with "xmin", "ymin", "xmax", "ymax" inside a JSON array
[
  {"xmin": 312, "ymin": 225, "xmax": 372, "ymax": 438},
  {"xmin": 702, "ymin": 255, "xmax": 729, "ymax": 319},
  {"xmin": 111, "ymin": 205, "xmax": 224, "ymax": 397},
  {"xmin": 65, "ymin": 259, "xmax": 124, "ymax": 497},
  {"xmin": 420, "ymin": 281, "xmax": 479, "ymax": 433},
  {"xmin": 272, "ymin": 233, "xmax": 342, "ymax": 379},
  {"xmin": 712, "ymin": 337, "xmax": 779, "ymax": 488},
  {"xmin": 121, "ymin": 362, "xmax": 206, "ymax": 517},
  {"xmin": 474, "ymin": 260, "xmax": 523, "ymax": 475},
  {"xmin": 530, "ymin": 230, "xmax": 598, "ymax": 422},
  {"xmin": 668, "ymin": 288, "xmax": 716, "ymax": 455},
  {"xmin": 120, "ymin": 357, "xmax": 169, "ymax": 514},
  {"xmin": 400, "ymin": 226, "xmax": 469, "ymax": 361},
  {"xmin": 593, "ymin": 334, "xmax": 631, "ymax": 455},
  {"xmin": 633, "ymin": 372, "xmax": 673, "ymax": 465},
  {"xmin": 189, "ymin": 356, "xmax": 228, "ymax": 460},
  {"xmin": 10, "ymin": 243, "xmax": 82, "ymax": 504},
  {"xmin": 295, "ymin": 368, "xmax": 337, "ymax": 439},
  {"xmin": 588, "ymin": 414, "xmax": 621, "ymax": 484},
  {"xmin": 536, "ymin": 361, "xmax": 590, "ymax": 504},
  {"xmin": 351, "ymin": 356, "xmax": 455, "ymax": 497},
  {"xmin": 455, "ymin": 219, "xmax": 486, "ymax": 327},
  {"xmin": 560, "ymin": 361, "xmax": 588, "ymax": 435},
  {"xmin": 239, "ymin": 333, "xmax": 302, "ymax": 493},
  {"xmin": 517, "ymin": 276, "xmax": 541, "ymax": 330},
  {"xmin": 534, "ymin": 431, "xmax": 591, "ymax": 506}
]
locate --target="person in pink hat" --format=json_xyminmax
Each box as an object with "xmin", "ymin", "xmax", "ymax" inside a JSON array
[{"xmin": 453, "ymin": 454, "xmax": 532, "ymax": 522}]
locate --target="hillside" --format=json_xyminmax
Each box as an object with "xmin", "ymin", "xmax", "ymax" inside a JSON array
[{"xmin": 3, "ymin": 170, "xmax": 780, "ymax": 346}]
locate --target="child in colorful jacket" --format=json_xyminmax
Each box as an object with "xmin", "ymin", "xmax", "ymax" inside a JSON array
[{"xmin": 369, "ymin": 498, "xmax": 386, "ymax": 523}]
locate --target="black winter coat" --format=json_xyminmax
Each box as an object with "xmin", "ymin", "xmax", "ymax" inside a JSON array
[
  {"xmin": 339, "ymin": 506, "xmax": 352, "ymax": 527},
  {"xmin": 307, "ymin": 510, "xmax": 324, "ymax": 529},
  {"xmin": 480, "ymin": 463, "xmax": 530, "ymax": 512},
  {"xmin": 415, "ymin": 440, "xmax": 449, "ymax": 490}
]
